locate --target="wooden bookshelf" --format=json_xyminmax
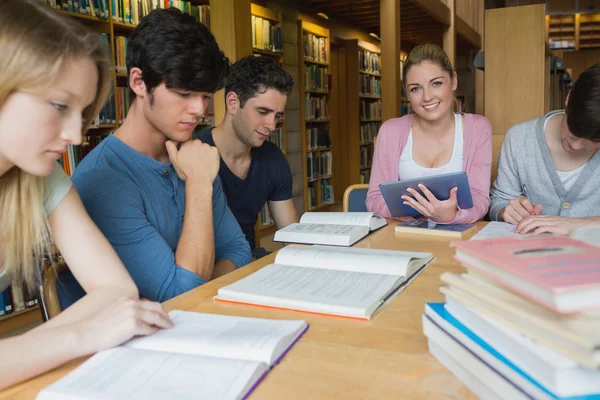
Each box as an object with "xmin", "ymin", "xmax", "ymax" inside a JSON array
[
  {"xmin": 249, "ymin": 4, "xmax": 286, "ymax": 243},
  {"xmin": 546, "ymin": 12, "xmax": 600, "ymax": 51},
  {"xmin": 344, "ymin": 40, "xmax": 381, "ymax": 187},
  {"xmin": 299, "ymin": 20, "xmax": 333, "ymax": 212}
]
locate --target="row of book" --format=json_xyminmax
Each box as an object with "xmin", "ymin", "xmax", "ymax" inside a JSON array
[
  {"xmin": 360, "ymin": 169, "xmax": 371, "ymax": 184},
  {"xmin": 59, "ymin": 137, "xmax": 106, "ymax": 176},
  {"xmin": 115, "ymin": 87, "xmax": 132, "ymax": 125},
  {"xmin": 360, "ymin": 99, "xmax": 382, "ymax": 120},
  {"xmin": 360, "ymin": 146, "xmax": 372, "ymax": 169},
  {"xmin": 306, "ymin": 128, "xmax": 331, "ymax": 150},
  {"xmin": 115, "ymin": 36, "xmax": 128, "ymax": 73},
  {"xmin": 45, "ymin": 0, "xmax": 109, "ymax": 19},
  {"xmin": 259, "ymin": 204, "xmax": 273, "ymax": 227},
  {"xmin": 360, "ymin": 75, "xmax": 381, "ymax": 97},
  {"xmin": 268, "ymin": 128, "xmax": 284, "ymax": 152},
  {"xmin": 0, "ymin": 281, "xmax": 38, "ymax": 318},
  {"xmin": 304, "ymin": 33, "xmax": 328, "ymax": 64},
  {"xmin": 424, "ymin": 236, "xmax": 600, "ymax": 400},
  {"xmin": 304, "ymin": 65, "xmax": 329, "ymax": 92},
  {"xmin": 320, "ymin": 178, "xmax": 334, "ymax": 205},
  {"xmin": 251, "ymin": 15, "xmax": 283, "ymax": 53},
  {"xmin": 360, "ymin": 122, "xmax": 379, "ymax": 144},
  {"xmin": 307, "ymin": 185, "xmax": 316, "ymax": 210},
  {"xmin": 305, "ymin": 95, "xmax": 329, "ymax": 121},
  {"xmin": 359, "ymin": 48, "xmax": 381, "ymax": 75},
  {"xmin": 113, "ymin": 0, "xmax": 209, "ymax": 27},
  {"xmin": 306, "ymin": 151, "xmax": 332, "ymax": 180}
]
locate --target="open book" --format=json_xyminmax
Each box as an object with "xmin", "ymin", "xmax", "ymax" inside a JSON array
[
  {"xmin": 36, "ymin": 311, "xmax": 308, "ymax": 400},
  {"xmin": 273, "ymin": 212, "xmax": 387, "ymax": 246},
  {"xmin": 215, "ymin": 245, "xmax": 434, "ymax": 320}
]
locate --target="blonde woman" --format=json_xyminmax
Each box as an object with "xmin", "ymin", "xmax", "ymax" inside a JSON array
[
  {"xmin": 0, "ymin": 0, "xmax": 172, "ymax": 389},
  {"xmin": 366, "ymin": 44, "xmax": 492, "ymax": 224}
]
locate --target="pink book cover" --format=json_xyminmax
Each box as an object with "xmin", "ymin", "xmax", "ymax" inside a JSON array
[{"xmin": 451, "ymin": 236, "xmax": 600, "ymax": 295}]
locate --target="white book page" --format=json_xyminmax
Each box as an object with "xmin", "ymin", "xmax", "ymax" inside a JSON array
[
  {"xmin": 275, "ymin": 245, "xmax": 431, "ymax": 276},
  {"xmin": 277, "ymin": 223, "xmax": 366, "ymax": 238},
  {"xmin": 299, "ymin": 212, "xmax": 375, "ymax": 226},
  {"xmin": 36, "ymin": 347, "xmax": 266, "ymax": 400},
  {"xmin": 124, "ymin": 311, "xmax": 306, "ymax": 366},
  {"xmin": 469, "ymin": 222, "xmax": 518, "ymax": 240},
  {"xmin": 217, "ymin": 263, "xmax": 400, "ymax": 317}
]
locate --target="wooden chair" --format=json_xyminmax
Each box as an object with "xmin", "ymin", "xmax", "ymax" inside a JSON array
[
  {"xmin": 343, "ymin": 184, "xmax": 369, "ymax": 212},
  {"xmin": 40, "ymin": 260, "xmax": 68, "ymax": 321}
]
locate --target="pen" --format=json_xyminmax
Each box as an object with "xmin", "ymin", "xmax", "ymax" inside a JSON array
[{"xmin": 521, "ymin": 183, "xmax": 530, "ymax": 200}]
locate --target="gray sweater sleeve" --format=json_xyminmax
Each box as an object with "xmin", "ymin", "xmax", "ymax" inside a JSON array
[{"xmin": 489, "ymin": 125, "xmax": 527, "ymax": 221}]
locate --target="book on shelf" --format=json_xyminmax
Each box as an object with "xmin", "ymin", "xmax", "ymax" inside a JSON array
[
  {"xmin": 320, "ymin": 178, "xmax": 334, "ymax": 205},
  {"xmin": 303, "ymin": 32, "xmax": 327, "ymax": 63},
  {"xmin": 304, "ymin": 64, "xmax": 328, "ymax": 91},
  {"xmin": 395, "ymin": 220, "xmax": 477, "ymax": 238},
  {"xmin": 358, "ymin": 48, "xmax": 380, "ymax": 74},
  {"xmin": 451, "ymin": 236, "xmax": 600, "ymax": 313},
  {"xmin": 304, "ymin": 94, "xmax": 329, "ymax": 120},
  {"xmin": 274, "ymin": 212, "xmax": 387, "ymax": 247},
  {"xmin": 215, "ymin": 245, "xmax": 434, "ymax": 320},
  {"xmin": 37, "ymin": 311, "xmax": 308, "ymax": 400},
  {"xmin": 251, "ymin": 15, "xmax": 282, "ymax": 53},
  {"xmin": 359, "ymin": 99, "xmax": 381, "ymax": 120}
]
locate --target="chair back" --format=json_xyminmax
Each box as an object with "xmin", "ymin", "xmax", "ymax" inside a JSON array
[
  {"xmin": 40, "ymin": 261, "xmax": 68, "ymax": 321},
  {"xmin": 343, "ymin": 184, "xmax": 369, "ymax": 212}
]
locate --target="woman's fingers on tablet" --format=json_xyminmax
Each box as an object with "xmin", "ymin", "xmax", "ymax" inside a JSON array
[{"xmin": 417, "ymin": 184, "xmax": 439, "ymax": 203}]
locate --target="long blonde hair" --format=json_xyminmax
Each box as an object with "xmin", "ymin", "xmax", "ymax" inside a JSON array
[
  {"xmin": 403, "ymin": 44, "xmax": 458, "ymax": 113},
  {"xmin": 0, "ymin": 0, "xmax": 112, "ymax": 290}
]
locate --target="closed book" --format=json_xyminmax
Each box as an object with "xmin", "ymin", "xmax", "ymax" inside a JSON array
[
  {"xmin": 395, "ymin": 220, "xmax": 477, "ymax": 238},
  {"xmin": 452, "ymin": 236, "xmax": 600, "ymax": 313}
]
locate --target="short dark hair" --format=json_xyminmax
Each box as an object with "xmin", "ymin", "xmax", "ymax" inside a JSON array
[
  {"xmin": 224, "ymin": 55, "xmax": 294, "ymax": 108},
  {"xmin": 126, "ymin": 8, "xmax": 229, "ymax": 99},
  {"xmin": 566, "ymin": 64, "xmax": 600, "ymax": 141}
]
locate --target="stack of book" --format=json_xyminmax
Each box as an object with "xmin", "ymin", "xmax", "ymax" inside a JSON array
[{"xmin": 423, "ymin": 235, "xmax": 600, "ymax": 400}]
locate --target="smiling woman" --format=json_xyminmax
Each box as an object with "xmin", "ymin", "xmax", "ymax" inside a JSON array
[{"xmin": 366, "ymin": 44, "xmax": 493, "ymax": 225}]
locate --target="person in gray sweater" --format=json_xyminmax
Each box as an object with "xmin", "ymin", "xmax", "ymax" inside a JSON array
[{"xmin": 490, "ymin": 64, "xmax": 600, "ymax": 235}]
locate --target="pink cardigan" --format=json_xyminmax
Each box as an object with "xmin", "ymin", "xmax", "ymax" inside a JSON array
[{"xmin": 366, "ymin": 113, "xmax": 492, "ymax": 224}]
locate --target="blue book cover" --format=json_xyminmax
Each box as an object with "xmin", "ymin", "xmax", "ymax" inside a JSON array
[{"xmin": 426, "ymin": 302, "xmax": 600, "ymax": 400}]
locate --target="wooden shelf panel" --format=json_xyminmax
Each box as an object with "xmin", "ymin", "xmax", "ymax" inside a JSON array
[
  {"xmin": 359, "ymin": 95, "xmax": 382, "ymax": 99},
  {"xmin": 304, "ymin": 58, "xmax": 329, "ymax": 67},
  {"xmin": 305, "ymin": 119, "xmax": 330, "ymax": 123},
  {"xmin": 360, "ymin": 119, "xmax": 382, "ymax": 122},
  {"xmin": 0, "ymin": 306, "xmax": 41, "ymax": 336},
  {"xmin": 57, "ymin": 9, "xmax": 109, "ymax": 23},
  {"xmin": 305, "ymin": 89, "xmax": 329, "ymax": 95},
  {"xmin": 113, "ymin": 21, "xmax": 137, "ymax": 32},
  {"xmin": 359, "ymin": 70, "xmax": 381, "ymax": 77},
  {"xmin": 253, "ymin": 48, "xmax": 284, "ymax": 57}
]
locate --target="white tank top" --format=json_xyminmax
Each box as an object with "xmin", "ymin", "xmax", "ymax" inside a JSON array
[{"xmin": 399, "ymin": 113, "xmax": 464, "ymax": 180}]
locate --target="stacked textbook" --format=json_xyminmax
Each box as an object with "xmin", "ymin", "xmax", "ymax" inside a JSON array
[{"xmin": 423, "ymin": 235, "xmax": 600, "ymax": 400}]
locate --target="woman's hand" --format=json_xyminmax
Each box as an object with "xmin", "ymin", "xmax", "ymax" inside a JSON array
[
  {"xmin": 79, "ymin": 297, "xmax": 173, "ymax": 353},
  {"xmin": 401, "ymin": 184, "xmax": 459, "ymax": 223}
]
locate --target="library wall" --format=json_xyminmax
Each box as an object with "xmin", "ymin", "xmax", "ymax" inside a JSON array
[{"xmin": 563, "ymin": 49, "xmax": 600, "ymax": 80}]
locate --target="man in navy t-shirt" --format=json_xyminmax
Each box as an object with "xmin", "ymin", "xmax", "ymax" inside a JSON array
[{"xmin": 195, "ymin": 55, "xmax": 298, "ymax": 258}]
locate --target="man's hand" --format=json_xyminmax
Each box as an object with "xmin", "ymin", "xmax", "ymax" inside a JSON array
[
  {"xmin": 500, "ymin": 196, "xmax": 543, "ymax": 225},
  {"xmin": 516, "ymin": 215, "xmax": 587, "ymax": 235},
  {"xmin": 166, "ymin": 140, "xmax": 219, "ymax": 185},
  {"xmin": 401, "ymin": 184, "xmax": 458, "ymax": 223}
]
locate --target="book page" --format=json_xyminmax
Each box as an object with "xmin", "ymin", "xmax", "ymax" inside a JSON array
[
  {"xmin": 124, "ymin": 311, "xmax": 306, "ymax": 366},
  {"xmin": 217, "ymin": 263, "xmax": 400, "ymax": 317},
  {"xmin": 469, "ymin": 222, "xmax": 518, "ymax": 240},
  {"xmin": 299, "ymin": 212, "xmax": 375, "ymax": 226},
  {"xmin": 279, "ymin": 223, "xmax": 366, "ymax": 237},
  {"xmin": 275, "ymin": 245, "xmax": 431, "ymax": 276},
  {"xmin": 37, "ymin": 347, "xmax": 267, "ymax": 400}
]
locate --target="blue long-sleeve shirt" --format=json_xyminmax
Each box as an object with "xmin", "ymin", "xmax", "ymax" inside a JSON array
[{"xmin": 57, "ymin": 134, "xmax": 251, "ymax": 308}]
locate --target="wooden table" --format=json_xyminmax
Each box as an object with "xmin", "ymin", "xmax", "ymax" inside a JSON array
[{"xmin": 0, "ymin": 221, "xmax": 485, "ymax": 399}]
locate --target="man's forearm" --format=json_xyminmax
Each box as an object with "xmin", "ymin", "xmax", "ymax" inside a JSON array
[
  {"xmin": 213, "ymin": 259, "xmax": 237, "ymax": 279},
  {"xmin": 176, "ymin": 180, "xmax": 215, "ymax": 280}
]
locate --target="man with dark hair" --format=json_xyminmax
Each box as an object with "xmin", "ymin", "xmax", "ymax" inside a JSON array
[
  {"xmin": 490, "ymin": 63, "xmax": 600, "ymax": 235},
  {"xmin": 195, "ymin": 55, "xmax": 298, "ymax": 259},
  {"xmin": 58, "ymin": 8, "xmax": 252, "ymax": 307}
]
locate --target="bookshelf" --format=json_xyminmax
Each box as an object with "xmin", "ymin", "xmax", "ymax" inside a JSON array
[
  {"xmin": 251, "ymin": 3, "xmax": 285, "ymax": 237},
  {"xmin": 344, "ymin": 40, "xmax": 381, "ymax": 186},
  {"xmin": 48, "ymin": 1, "xmax": 211, "ymax": 176},
  {"xmin": 546, "ymin": 12, "xmax": 600, "ymax": 51},
  {"xmin": 299, "ymin": 20, "xmax": 334, "ymax": 212}
]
